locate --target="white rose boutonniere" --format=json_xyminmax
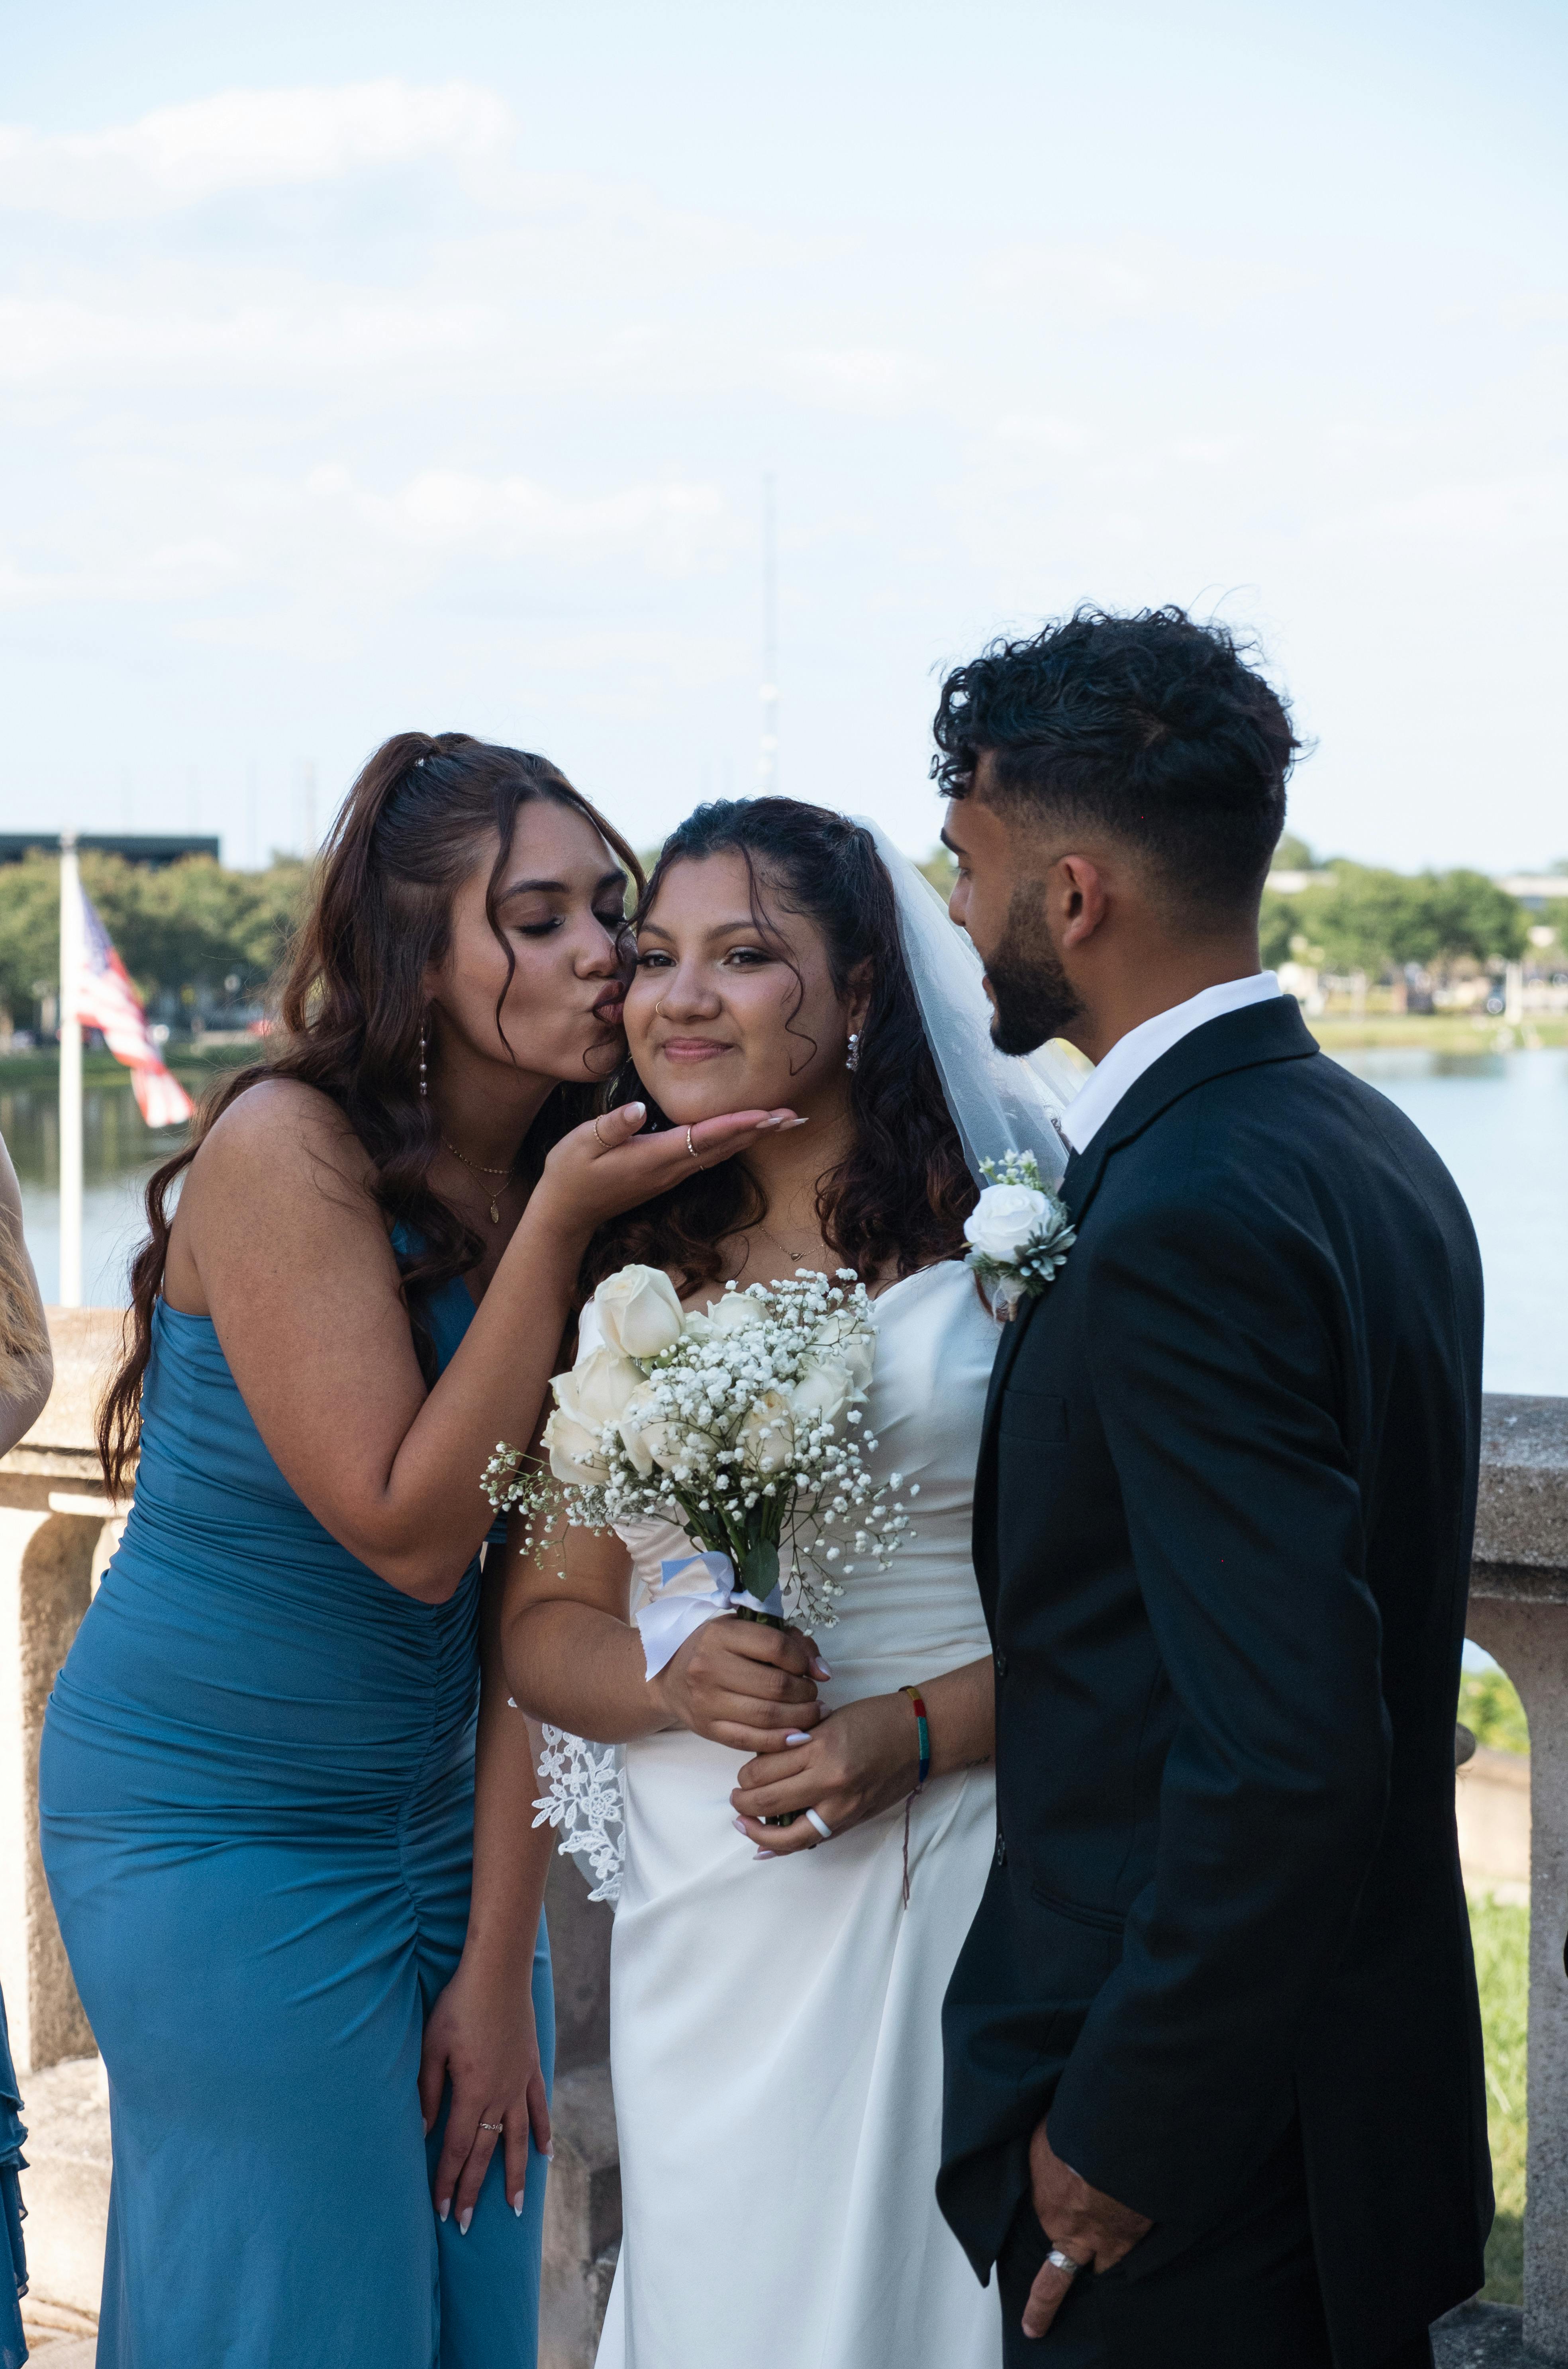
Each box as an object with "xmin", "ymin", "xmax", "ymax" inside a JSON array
[{"xmin": 963, "ymin": 1149, "xmax": 1076, "ymax": 1321}]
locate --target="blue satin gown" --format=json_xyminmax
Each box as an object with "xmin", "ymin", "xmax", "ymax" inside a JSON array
[{"xmin": 38, "ymin": 1262, "xmax": 552, "ymax": 2369}]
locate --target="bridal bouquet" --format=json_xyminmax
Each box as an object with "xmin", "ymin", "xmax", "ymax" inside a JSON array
[{"xmin": 483, "ymin": 1263, "xmax": 914, "ymax": 1636}]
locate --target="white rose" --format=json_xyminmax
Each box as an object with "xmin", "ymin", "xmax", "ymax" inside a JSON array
[
  {"xmin": 556, "ymin": 1346, "xmax": 643, "ymax": 1428},
  {"xmin": 617, "ymin": 1382, "xmax": 680, "ymax": 1478},
  {"xmin": 593, "ymin": 1265, "xmax": 686, "ymax": 1359},
  {"xmin": 737, "ymin": 1388, "xmax": 795, "ymax": 1473},
  {"xmin": 541, "ymin": 1404, "xmax": 612, "ymax": 1487},
  {"xmin": 813, "ymin": 1316, "xmax": 875, "ymax": 1393},
  {"xmin": 964, "ymin": 1182, "xmax": 1049, "ymax": 1264},
  {"xmin": 705, "ymin": 1291, "xmax": 767, "ymax": 1335},
  {"xmin": 788, "ymin": 1360, "xmax": 853, "ymax": 1430}
]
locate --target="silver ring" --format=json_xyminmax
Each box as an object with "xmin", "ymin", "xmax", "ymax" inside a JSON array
[
  {"xmin": 685, "ymin": 1125, "xmax": 708, "ymax": 1170},
  {"xmin": 478, "ymin": 2120, "xmax": 504, "ymax": 2133},
  {"xmin": 1045, "ymin": 2247, "xmax": 1082, "ymax": 2278},
  {"xmin": 804, "ymin": 1807, "xmax": 833, "ymax": 1841}
]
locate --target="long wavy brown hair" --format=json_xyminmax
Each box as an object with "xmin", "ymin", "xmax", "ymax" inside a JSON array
[
  {"xmin": 98, "ymin": 731, "xmax": 643, "ymax": 1498},
  {"xmin": 582, "ymin": 798, "xmax": 976, "ymax": 1300}
]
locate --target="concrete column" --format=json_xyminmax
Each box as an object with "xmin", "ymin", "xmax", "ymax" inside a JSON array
[
  {"xmin": 1470, "ymin": 1394, "xmax": 1568, "ymax": 2366},
  {"xmin": 0, "ymin": 1307, "xmax": 126, "ymax": 2075},
  {"xmin": 0, "ymin": 1499, "xmax": 100, "ymax": 2074},
  {"xmin": 1466, "ymin": 1598, "xmax": 1568, "ymax": 2363},
  {"xmin": 540, "ymin": 1850, "xmax": 619, "ymax": 2369}
]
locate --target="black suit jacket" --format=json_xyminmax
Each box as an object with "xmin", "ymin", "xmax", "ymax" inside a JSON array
[{"xmin": 938, "ymin": 997, "xmax": 1491, "ymax": 2368}]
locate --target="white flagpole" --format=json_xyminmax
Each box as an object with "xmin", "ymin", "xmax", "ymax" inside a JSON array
[{"xmin": 59, "ymin": 831, "xmax": 84, "ymax": 1307}]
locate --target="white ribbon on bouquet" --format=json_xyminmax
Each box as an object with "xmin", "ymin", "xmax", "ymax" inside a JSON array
[{"xmin": 635, "ymin": 1550, "xmax": 786, "ymax": 1680}]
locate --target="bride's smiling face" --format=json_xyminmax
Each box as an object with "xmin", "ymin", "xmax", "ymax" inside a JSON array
[{"xmin": 625, "ymin": 851, "xmax": 869, "ymax": 1123}]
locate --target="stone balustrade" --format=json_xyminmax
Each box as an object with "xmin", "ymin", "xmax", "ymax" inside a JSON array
[
  {"xmin": 4, "ymin": 1324, "xmax": 1568, "ymax": 2362},
  {"xmin": 1464, "ymin": 1394, "xmax": 1568, "ymax": 2365}
]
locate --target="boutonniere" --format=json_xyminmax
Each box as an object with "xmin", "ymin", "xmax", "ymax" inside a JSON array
[{"xmin": 963, "ymin": 1150, "xmax": 1076, "ymax": 1322}]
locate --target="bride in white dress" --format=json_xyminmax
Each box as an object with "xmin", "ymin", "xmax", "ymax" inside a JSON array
[{"xmin": 503, "ymin": 799, "xmax": 1072, "ymax": 2369}]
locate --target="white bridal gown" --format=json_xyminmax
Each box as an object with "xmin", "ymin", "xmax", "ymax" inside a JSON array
[{"xmin": 596, "ymin": 1258, "xmax": 1005, "ymax": 2369}]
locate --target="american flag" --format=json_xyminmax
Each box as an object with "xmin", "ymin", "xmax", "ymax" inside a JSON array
[{"xmin": 74, "ymin": 885, "xmax": 194, "ymax": 1130}]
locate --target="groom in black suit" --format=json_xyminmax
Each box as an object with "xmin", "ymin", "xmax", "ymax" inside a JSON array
[{"xmin": 934, "ymin": 609, "xmax": 1490, "ymax": 2369}]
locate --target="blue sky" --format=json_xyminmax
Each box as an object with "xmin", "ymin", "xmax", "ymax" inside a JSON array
[{"xmin": 2, "ymin": 0, "xmax": 1564, "ymax": 868}]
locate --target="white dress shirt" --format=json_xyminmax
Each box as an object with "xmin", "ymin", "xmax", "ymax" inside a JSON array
[{"xmin": 1060, "ymin": 971, "xmax": 1283, "ymax": 1154}]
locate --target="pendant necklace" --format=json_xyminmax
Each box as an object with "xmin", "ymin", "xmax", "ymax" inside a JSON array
[{"xmin": 442, "ymin": 1137, "xmax": 514, "ymax": 1226}]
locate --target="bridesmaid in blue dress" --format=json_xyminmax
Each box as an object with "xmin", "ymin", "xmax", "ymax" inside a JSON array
[{"xmin": 37, "ymin": 733, "xmax": 792, "ymax": 2369}]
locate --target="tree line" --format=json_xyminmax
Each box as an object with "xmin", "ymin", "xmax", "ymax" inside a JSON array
[
  {"xmin": 1, "ymin": 838, "xmax": 1563, "ymax": 1038},
  {"xmin": 1260, "ymin": 836, "xmax": 1566, "ymax": 978},
  {"xmin": 0, "ymin": 850, "xmax": 309, "ymax": 1033}
]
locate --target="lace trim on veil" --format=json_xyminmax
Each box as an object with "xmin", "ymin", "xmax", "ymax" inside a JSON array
[{"xmin": 533, "ymin": 1727, "xmax": 626, "ymax": 1904}]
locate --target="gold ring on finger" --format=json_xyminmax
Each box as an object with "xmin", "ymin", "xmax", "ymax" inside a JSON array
[
  {"xmin": 686, "ymin": 1125, "xmax": 708, "ymax": 1169},
  {"xmin": 593, "ymin": 1115, "xmax": 610, "ymax": 1146}
]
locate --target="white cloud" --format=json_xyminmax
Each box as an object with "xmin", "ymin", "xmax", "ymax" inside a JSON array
[
  {"xmin": 1313, "ymin": 472, "xmax": 1568, "ymax": 546},
  {"xmin": 305, "ymin": 465, "xmax": 735, "ymax": 575},
  {"xmin": 0, "ymin": 80, "xmax": 510, "ymax": 216},
  {"xmin": 0, "ymin": 537, "xmax": 241, "ymax": 608},
  {"xmin": 979, "ymin": 240, "xmax": 1297, "ymax": 323},
  {"xmin": 0, "ymin": 292, "xmax": 502, "ymax": 384},
  {"xmin": 782, "ymin": 346, "xmax": 939, "ymax": 413}
]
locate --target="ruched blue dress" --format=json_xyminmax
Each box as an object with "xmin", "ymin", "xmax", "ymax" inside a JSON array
[{"xmin": 38, "ymin": 1262, "xmax": 551, "ymax": 2369}]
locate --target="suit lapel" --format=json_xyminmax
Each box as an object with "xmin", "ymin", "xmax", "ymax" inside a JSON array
[
  {"xmin": 1059, "ymin": 994, "xmax": 1318, "ymax": 1227},
  {"xmin": 972, "ymin": 997, "xmax": 1319, "ymax": 1600}
]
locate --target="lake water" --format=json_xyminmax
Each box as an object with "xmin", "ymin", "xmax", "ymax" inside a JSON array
[{"xmin": 4, "ymin": 1050, "xmax": 1567, "ymax": 1395}]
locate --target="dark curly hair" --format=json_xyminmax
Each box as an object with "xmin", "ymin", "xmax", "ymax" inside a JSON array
[
  {"xmin": 931, "ymin": 605, "xmax": 1299, "ymax": 917},
  {"xmin": 581, "ymin": 798, "xmax": 976, "ymax": 1300},
  {"xmin": 99, "ymin": 731, "xmax": 642, "ymax": 1498}
]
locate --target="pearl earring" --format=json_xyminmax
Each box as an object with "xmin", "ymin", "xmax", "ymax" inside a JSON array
[
  {"xmin": 418, "ymin": 1019, "xmax": 428, "ymax": 1099},
  {"xmin": 845, "ymin": 1032, "xmax": 860, "ymax": 1073}
]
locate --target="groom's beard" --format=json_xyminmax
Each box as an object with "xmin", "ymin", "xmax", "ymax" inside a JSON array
[{"xmin": 984, "ymin": 882, "xmax": 1084, "ymax": 1055}]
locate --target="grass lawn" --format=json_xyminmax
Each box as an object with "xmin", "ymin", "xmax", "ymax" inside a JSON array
[
  {"xmin": 1471, "ymin": 1892, "xmax": 1528, "ymax": 2303},
  {"xmin": 1307, "ymin": 1013, "xmax": 1568, "ymax": 1054}
]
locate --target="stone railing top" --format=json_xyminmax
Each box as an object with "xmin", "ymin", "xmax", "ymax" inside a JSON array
[
  {"xmin": 0, "ymin": 1307, "xmax": 125, "ymax": 1489},
  {"xmin": 1473, "ymin": 1393, "xmax": 1568, "ymax": 1600}
]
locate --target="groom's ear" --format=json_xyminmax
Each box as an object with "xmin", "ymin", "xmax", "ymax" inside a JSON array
[{"xmin": 1055, "ymin": 855, "xmax": 1110, "ymax": 949}]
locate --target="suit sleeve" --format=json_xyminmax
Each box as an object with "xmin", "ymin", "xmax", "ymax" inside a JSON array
[{"xmin": 1045, "ymin": 1189, "xmax": 1390, "ymax": 2230}]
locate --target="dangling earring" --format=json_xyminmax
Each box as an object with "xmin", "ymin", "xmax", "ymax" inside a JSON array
[
  {"xmin": 418, "ymin": 1017, "xmax": 428, "ymax": 1099},
  {"xmin": 845, "ymin": 1031, "xmax": 861, "ymax": 1073}
]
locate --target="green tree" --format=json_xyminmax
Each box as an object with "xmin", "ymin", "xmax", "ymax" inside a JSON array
[
  {"xmin": 1292, "ymin": 864, "xmax": 1526, "ymax": 976},
  {"xmin": 0, "ymin": 853, "xmax": 61, "ymax": 1023},
  {"xmin": 0, "ymin": 851, "xmax": 310, "ymax": 1025},
  {"xmin": 1259, "ymin": 890, "xmax": 1303, "ymax": 970},
  {"xmin": 1271, "ymin": 831, "xmax": 1316, "ymax": 871}
]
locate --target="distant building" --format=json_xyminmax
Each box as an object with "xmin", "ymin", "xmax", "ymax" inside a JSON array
[
  {"xmin": 0, "ymin": 833, "xmax": 220, "ymax": 870},
  {"xmin": 1495, "ymin": 875, "xmax": 1568, "ymax": 912}
]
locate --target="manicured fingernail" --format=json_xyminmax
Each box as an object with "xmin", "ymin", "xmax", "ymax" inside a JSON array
[
  {"xmin": 810, "ymin": 1658, "xmax": 832, "ymax": 1678},
  {"xmin": 786, "ymin": 1116, "xmax": 809, "ymax": 1127},
  {"xmin": 754, "ymin": 1848, "xmax": 777, "ymax": 1860},
  {"xmin": 459, "ymin": 2207, "xmax": 472, "ymax": 2236},
  {"xmin": 625, "ymin": 1101, "xmax": 645, "ymax": 1119},
  {"xmin": 512, "ymin": 2191, "xmax": 525, "ymax": 2216},
  {"xmin": 545, "ymin": 2142, "xmax": 555, "ymax": 2161},
  {"xmin": 438, "ymin": 2199, "xmax": 450, "ymax": 2222},
  {"xmin": 732, "ymin": 1815, "xmax": 748, "ymax": 1832},
  {"xmin": 785, "ymin": 1730, "xmax": 811, "ymax": 1745}
]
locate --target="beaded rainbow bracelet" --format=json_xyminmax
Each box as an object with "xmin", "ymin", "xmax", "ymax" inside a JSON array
[{"xmin": 900, "ymin": 1686, "xmax": 931, "ymax": 1792}]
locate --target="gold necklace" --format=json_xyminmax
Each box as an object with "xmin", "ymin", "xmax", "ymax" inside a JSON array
[
  {"xmin": 441, "ymin": 1137, "xmax": 514, "ymax": 1226},
  {"xmin": 755, "ymin": 1219, "xmax": 811, "ymax": 1267}
]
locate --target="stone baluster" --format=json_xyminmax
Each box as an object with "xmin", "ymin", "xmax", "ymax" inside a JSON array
[{"xmin": 1465, "ymin": 1395, "xmax": 1568, "ymax": 2366}]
